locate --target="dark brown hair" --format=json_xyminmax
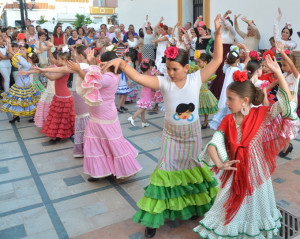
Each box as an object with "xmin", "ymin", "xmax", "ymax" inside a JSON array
[
  {"xmin": 165, "ymin": 48, "xmax": 189, "ymax": 67},
  {"xmin": 76, "ymin": 45, "xmax": 88, "ymax": 59},
  {"xmin": 101, "ymin": 51, "xmax": 122, "ymax": 74},
  {"xmin": 246, "ymin": 60, "xmax": 261, "ymax": 79},
  {"xmin": 57, "ymin": 52, "xmax": 71, "ymax": 61},
  {"xmin": 227, "ymin": 80, "xmax": 265, "ymax": 106},
  {"xmin": 53, "ymin": 26, "xmax": 63, "ymax": 38},
  {"xmin": 28, "ymin": 53, "xmax": 39, "ymax": 64}
]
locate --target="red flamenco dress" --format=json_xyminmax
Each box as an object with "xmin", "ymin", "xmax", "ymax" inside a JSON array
[{"xmin": 41, "ymin": 73, "xmax": 75, "ymax": 138}]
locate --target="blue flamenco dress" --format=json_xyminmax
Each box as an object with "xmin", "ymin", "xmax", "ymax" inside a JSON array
[{"xmin": 1, "ymin": 55, "xmax": 40, "ymax": 116}]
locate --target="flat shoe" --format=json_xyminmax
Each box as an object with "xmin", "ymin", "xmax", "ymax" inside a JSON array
[{"xmin": 145, "ymin": 227, "xmax": 156, "ymax": 238}]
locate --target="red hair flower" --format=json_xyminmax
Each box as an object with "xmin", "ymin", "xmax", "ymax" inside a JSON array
[
  {"xmin": 249, "ymin": 50, "xmax": 260, "ymax": 61},
  {"xmin": 164, "ymin": 47, "xmax": 179, "ymax": 59},
  {"xmin": 284, "ymin": 49, "xmax": 290, "ymax": 55},
  {"xmin": 159, "ymin": 23, "xmax": 164, "ymax": 28},
  {"xmin": 262, "ymin": 50, "xmax": 275, "ymax": 59},
  {"xmin": 17, "ymin": 33, "xmax": 25, "ymax": 40},
  {"xmin": 233, "ymin": 70, "xmax": 248, "ymax": 82}
]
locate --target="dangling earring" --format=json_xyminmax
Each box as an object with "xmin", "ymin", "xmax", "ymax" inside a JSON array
[{"xmin": 241, "ymin": 103, "xmax": 249, "ymax": 116}]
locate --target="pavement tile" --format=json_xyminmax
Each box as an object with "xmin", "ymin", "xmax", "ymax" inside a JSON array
[
  {"xmin": 22, "ymin": 207, "xmax": 54, "ymax": 235},
  {"xmin": 0, "ymin": 166, "xmax": 9, "ymax": 174},
  {"xmin": 0, "ymin": 142, "xmax": 23, "ymax": 160},
  {"xmin": 0, "ymin": 213, "xmax": 23, "ymax": 231},
  {"xmin": 31, "ymin": 149, "xmax": 82, "ymax": 174},
  {"xmin": 0, "ymin": 157, "xmax": 31, "ymax": 182},
  {"xmin": 63, "ymin": 175, "xmax": 85, "ymax": 186},
  {"xmin": 0, "ymin": 224, "xmax": 27, "ymax": 239}
]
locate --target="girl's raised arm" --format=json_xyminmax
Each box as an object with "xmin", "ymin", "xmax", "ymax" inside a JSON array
[
  {"xmin": 265, "ymin": 54, "xmax": 292, "ymax": 101},
  {"xmin": 276, "ymin": 41, "xmax": 299, "ymax": 78},
  {"xmin": 101, "ymin": 59, "xmax": 159, "ymax": 90},
  {"xmin": 201, "ymin": 14, "xmax": 223, "ymax": 82}
]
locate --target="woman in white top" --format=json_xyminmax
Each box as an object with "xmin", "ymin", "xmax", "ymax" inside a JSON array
[
  {"xmin": 153, "ymin": 17, "xmax": 169, "ymax": 70},
  {"xmin": 127, "ymin": 31, "xmax": 139, "ymax": 68},
  {"xmin": 273, "ymin": 8, "xmax": 297, "ymax": 51},
  {"xmin": 142, "ymin": 15, "xmax": 155, "ymax": 60},
  {"xmin": 211, "ymin": 10, "xmax": 236, "ymax": 98},
  {"xmin": 0, "ymin": 35, "xmax": 12, "ymax": 92},
  {"xmin": 234, "ymin": 14, "xmax": 260, "ymax": 51},
  {"xmin": 171, "ymin": 22, "xmax": 190, "ymax": 51}
]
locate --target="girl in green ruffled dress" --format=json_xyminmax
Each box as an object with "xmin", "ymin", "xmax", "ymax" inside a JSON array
[
  {"xmin": 195, "ymin": 52, "xmax": 219, "ymax": 129},
  {"xmin": 102, "ymin": 15, "xmax": 224, "ymax": 238}
]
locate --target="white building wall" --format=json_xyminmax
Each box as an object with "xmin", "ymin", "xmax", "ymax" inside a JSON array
[
  {"xmin": 118, "ymin": 0, "xmax": 178, "ymax": 30},
  {"xmin": 5, "ymin": 9, "xmax": 55, "ymax": 26},
  {"xmin": 210, "ymin": 0, "xmax": 300, "ymax": 50},
  {"xmin": 182, "ymin": 0, "xmax": 193, "ymax": 27}
]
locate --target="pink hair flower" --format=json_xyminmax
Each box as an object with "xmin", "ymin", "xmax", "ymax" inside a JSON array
[
  {"xmin": 164, "ymin": 47, "xmax": 179, "ymax": 59},
  {"xmin": 284, "ymin": 49, "xmax": 290, "ymax": 55},
  {"xmin": 199, "ymin": 21, "xmax": 205, "ymax": 27}
]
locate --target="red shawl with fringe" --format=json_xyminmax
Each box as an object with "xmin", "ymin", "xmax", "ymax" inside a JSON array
[{"xmin": 217, "ymin": 106, "xmax": 287, "ymax": 225}]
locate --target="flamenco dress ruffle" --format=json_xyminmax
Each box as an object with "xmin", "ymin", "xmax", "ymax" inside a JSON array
[
  {"xmin": 41, "ymin": 95, "xmax": 75, "ymax": 138},
  {"xmin": 136, "ymin": 86, "xmax": 154, "ymax": 110},
  {"xmin": 198, "ymin": 82, "xmax": 219, "ymax": 115},
  {"xmin": 31, "ymin": 73, "xmax": 45, "ymax": 93},
  {"xmin": 132, "ymin": 120, "xmax": 218, "ymax": 228},
  {"xmin": 132, "ymin": 166, "xmax": 218, "ymax": 228},
  {"xmin": 126, "ymin": 80, "xmax": 139, "ymax": 102},
  {"xmin": 79, "ymin": 68, "xmax": 142, "ymax": 178},
  {"xmin": 152, "ymin": 90, "xmax": 164, "ymax": 104},
  {"xmin": 34, "ymin": 80, "xmax": 55, "ymax": 127},
  {"xmin": 1, "ymin": 83, "xmax": 40, "ymax": 116}
]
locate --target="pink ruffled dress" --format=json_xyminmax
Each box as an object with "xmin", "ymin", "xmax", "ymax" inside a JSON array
[
  {"xmin": 136, "ymin": 86, "xmax": 154, "ymax": 110},
  {"xmin": 77, "ymin": 66, "xmax": 142, "ymax": 179},
  {"xmin": 34, "ymin": 78, "xmax": 55, "ymax": 127}
]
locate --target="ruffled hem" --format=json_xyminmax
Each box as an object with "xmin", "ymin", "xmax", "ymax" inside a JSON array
[
  {"xmin": 83, "ymin": 152, "xmax": 141, "ymax": 179},
  {"xmin": 193, "ymin": 210, "xmax": 282, "ymax": 239},
  {"xmin": 116, "ymin": 86, "xmax": 132, "ymax": 95},
  {"xmin": 1, "ymin": 84, "xmax": 40, "ymax": 109},
  {"xmin": 73, "ymin": 143, "xmax": 84, "ymax": 157},
  {"xmin": 149, "ymin": 166, "xmax": 216, "ymax": 188},
  {"xmin": 74, "ymin": 116, "xmax": 89, "ymax": 144},
  {"xmin": 34, "ymin": 101, "xmax": 51, "ymax": 127},
  {"xmin": 133, "ymin": 200, "xmax": 216, "ymax": 229},
  {"xmin": 199, "ymin": 105, "xmax": 219, "ymax": 115},
  {"xmin": 137, "ymin": 188, "xmax": 218, "ymax": 214},
  {"xmin": 83, "ymin": 136, "xmax": 140, "ymax": 178},
  {"xmin": 144, "ymin": 179, "xmax": 218, "ymax": 200},
  {"xmin": 41, "ymin": 95, "xmax": 75, "ymax": 138},
  {"xmin": 136, "ymin": 100, "xmax": 154, "ymax": 110},
  {"xmin": 152, "ymin": 91, "xmax": 164, "ymax": 104}
]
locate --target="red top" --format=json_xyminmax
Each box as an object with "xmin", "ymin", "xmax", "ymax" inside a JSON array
[
  {"xmin": 55, "ymin": 73, "xmax": 70, "ymax": 96},
  {"xmin": 53, "ymin": 34, "xmax": 64, "ymax": 47}
]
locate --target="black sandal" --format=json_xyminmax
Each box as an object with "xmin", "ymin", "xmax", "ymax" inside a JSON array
[
  {"xmin": 201, "ymin": 122, "xmax": 208, "ymax": 129},
  {"xmin": 278, "ymin": 143, "xmax": 293, "ymax": 158},
  {"xmin": 145, "ymin": 227, "xmax": 156, "ymax": 238}
]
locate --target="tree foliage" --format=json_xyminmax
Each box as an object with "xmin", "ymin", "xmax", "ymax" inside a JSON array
[
  {"xmin": 39, "ymin": 15, "xmax": 48, "ymax": 24},
  {"xmin": 74, "ymin": 14, "xmax": 94, "ymax": 28}
]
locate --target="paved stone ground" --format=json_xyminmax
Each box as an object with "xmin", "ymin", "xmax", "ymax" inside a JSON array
[{"xmin": 0, "ymin": 98, "xmax": 299, "ymax": 239}]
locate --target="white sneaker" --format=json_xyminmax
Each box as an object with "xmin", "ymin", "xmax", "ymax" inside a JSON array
[
  {"xmin": 141, "ymin": 122, "xmax": 150, "ymax": 127},
  {"xmin": 128, "ymin": 116, "xmax": 135, "ymax": 126}
]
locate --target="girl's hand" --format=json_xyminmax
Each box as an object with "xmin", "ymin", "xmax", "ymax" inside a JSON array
[
  {"xmin": 218, "ymin": 160, "xmax": 240, "ymax": 171},
  {"xmin": 101, "ymin": 58, "xmax": 123, "ymax": 74},
  {"xmin": 237, "ymin": 43, "xmax": 246, "ymax": 50},
  {"xmin": 265, "ymin": 55, "xmax": 281, "ymax": 74},
  {"xmin": 151, "ymin": 40, "xmax": 156, "ymax": 43},
  {"xmin": 241, "ymin": 16, "xmax": 248, "ymax": 23},
  {"xmin": 86, "ymin": 48, "xmax": 95, "ymax": 63},
  {"xmin": 234, "ymin": 14, "xmax": 241, "ymax": 20},
  {"xmin": 214, "ymin": 14, "xmax": 222, "ymax": 36},
  {"xmin": 160, "ymin": 17, "xmax": 164, "ymax": 22},
  {"xmin": 276, "ymin": 41, "xmax": 284, "ymax": 53},
  {"xmin": 18, "ymin": 71, "xmax": 28, "ymax": 75},
  {"xmin": 66, "ymin": 60, "xmax": 81, "ymax": 72},
  {"xmin": 226, "ymin": 10, "xmax": 232, "ymax": 14},
  {"xmin": 146, "ymin": 15, "xmax": 148, "ymax": 21},
  {"xmin": 278, "ymin": 8, "xmax": 282, "ymax": 17}
]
